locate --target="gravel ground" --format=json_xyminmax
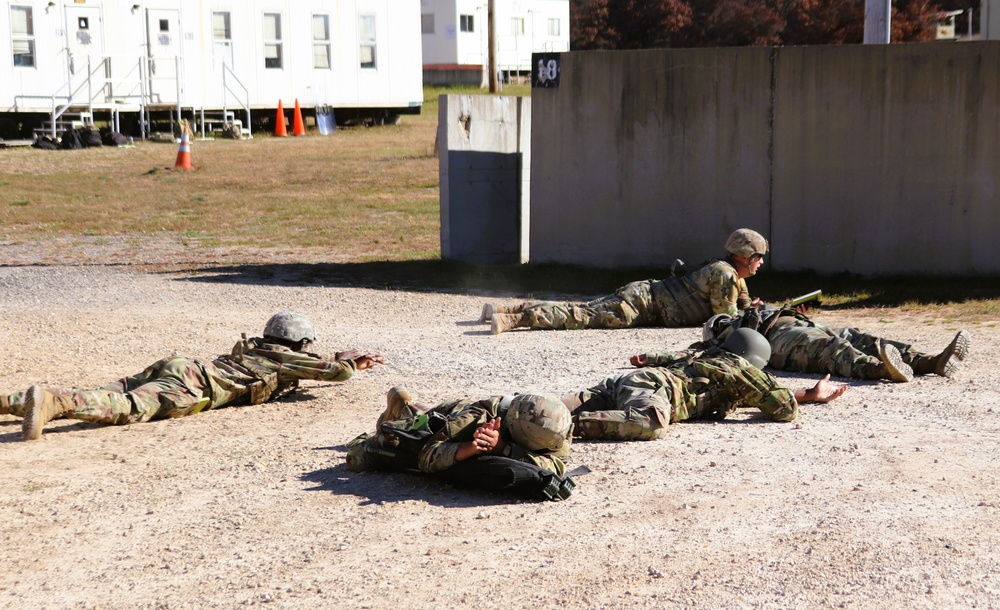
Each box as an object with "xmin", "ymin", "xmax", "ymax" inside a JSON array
[{"xmin": 1, "ymin": 263, "xmax": 999, "ymax": 610}]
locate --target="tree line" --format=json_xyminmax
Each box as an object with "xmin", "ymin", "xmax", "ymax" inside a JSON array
[{"xmin": 570, "ymin": 0, "xmax": 977, "ymax": 49}]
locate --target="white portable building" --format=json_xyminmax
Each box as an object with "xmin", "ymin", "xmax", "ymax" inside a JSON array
[{"xmin": 0, "ymin": 0, "xmax": 423, "ymax": 138}]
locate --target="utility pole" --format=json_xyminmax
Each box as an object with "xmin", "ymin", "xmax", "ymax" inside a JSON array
[
  {"xmin": 488, "ymin": 0, "xmax": 498, "ymax": 92},
  {"xmin": 863, "ymin": 0, "xmax": 891, "ymax": 44}
]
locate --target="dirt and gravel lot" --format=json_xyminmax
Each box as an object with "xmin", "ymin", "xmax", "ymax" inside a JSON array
[{"xmin": 1, "ymin": 250, "xmax": 998, "ymax": 609}]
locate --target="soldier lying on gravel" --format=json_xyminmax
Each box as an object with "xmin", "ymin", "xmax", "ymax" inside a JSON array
[
  {"xmin": 2, "ymin": 312, "xmax": 384, "ymax": 441},
  {"xmin": 561, "ymin": 328, "xmax": 847, "ymax": 441},
  {"xmin": 701, "ymin": 307, "xmax": 971, "ymax": 383},
  {"xmin": 346, "ymin": 389, "xmax": 579, "ymax": 501},
  {"xmin": 481, "ymin": 228, "xmax": 769, "ymax": 335}
]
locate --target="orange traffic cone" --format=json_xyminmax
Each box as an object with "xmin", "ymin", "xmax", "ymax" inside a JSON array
[
  {"xmin": 292, "ymin": 99, "xmax": 306, "ymax": 136},
  {"xmin": 174, "ymin": 124, "xmax": 192, "ymax": 171},
  {"xmin": 275, "ymin": 100, "xmax": 288, "ymax": 137}
]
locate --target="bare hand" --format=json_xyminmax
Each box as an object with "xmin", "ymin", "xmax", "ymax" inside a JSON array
[
  {"xmin": 750, "ymin": 297, "xmax": 765, "ymax": 308},
  {"xmin": 472, "ymin": 418, "xmax": 503, "ymax": 454},
  {"xmin": 630, "ymin": 354, "xmax": 648, "ymax": 367},
  {"xmin": 353, "ymin": 353, "xmax": 385, "ymax": 370},
  {"xmin": 795, "ymin": 304, "xmax": 811, "ymax": 314},
  {"xmin": 336, "ymin": 349, "xmax": 363, "ymax": 361},
  {"xmin": 805, "ymin": 374, "xmax": 847, "ymax": 403}
]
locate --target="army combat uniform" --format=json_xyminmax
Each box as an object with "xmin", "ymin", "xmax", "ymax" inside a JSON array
[
  {"xmin": 522, "ymin": 260, "xmax": 751, "ymax": 331},
  {"xmin": 564, "ymin": 347, "xmax": 798, "ymax": 441},
  {"xmin": 3, "ymin": 336, "xmax": 358, "ymax": 423},
  {"xmin": 741, "ymin": 309, "xmax": 969, "ymax": 379},
  {"xmin": 347, "ymin": 396, "xmax": 568, "ymax": 476}
]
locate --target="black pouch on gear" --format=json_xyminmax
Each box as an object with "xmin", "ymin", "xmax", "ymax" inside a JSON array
[{"xmin": 434, "ymin": 455, "xmax": 576, "ymax": 501}]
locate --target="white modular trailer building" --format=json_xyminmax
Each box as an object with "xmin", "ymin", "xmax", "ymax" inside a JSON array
[
  {"xmin": 420, "ymin": 0, "xmax": 569, "ymax": 86},
  {"xmin": 1, "ymin": 0, "xmax": 423, "ymax": 138}
]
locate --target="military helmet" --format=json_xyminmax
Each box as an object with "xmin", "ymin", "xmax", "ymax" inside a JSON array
[
  {"xmin": 725, "ymin": 228, "xmax": 768, "ymax": 258},
  {"xmin": 721, "ymin": 327, "xmax": 771, "ymax": 369},
  {"xmin": 502, "ymin": 393, "xmax": 573, "ymax": 453},
  {"xmin": 263, "ymin": 312, "xmax": 317, "ymax": 343},
  {"xmin": 703, "ymin": 313, "xmax": 734, "ymax": 342}
]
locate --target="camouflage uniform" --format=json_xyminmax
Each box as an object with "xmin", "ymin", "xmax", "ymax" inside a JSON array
[
  {"xmin": 522, "ymin": 260, "xmax": 750, "ymax": 331},
  {"xmin": 3, "ymin": 336, "xmax": 357, "ymax": 422},
  {"xmin": 565, "ymin": 348, "xmax": 797, "ymax": 441},
  {"xmin": 348, "ymin": 396, "xmax": 568, "ymax": 476},
  {"xmin": 763, "ymin": 313, "xmax": 936, "ymax": 379}
]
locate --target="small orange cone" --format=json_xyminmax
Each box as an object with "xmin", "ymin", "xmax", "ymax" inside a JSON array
[
  {"xmin": 275, "ymin": 100, "xmax": 288, "ymax": 137},
  {"xmin": 174, "ymin": 122, "xmax": 192, "ymax": 171},
  {"xmin": 292, "ymin": 99, "xmax": 306, "ymax": 136}
]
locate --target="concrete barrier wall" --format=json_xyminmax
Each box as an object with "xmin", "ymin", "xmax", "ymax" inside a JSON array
[
  {"xmin": 438, "ymin": 94, "xmax": 531, "ymax": 265},
  {"xmin": 529, "ymin": 43, "xmax": 1000, "ymax": 275},
  {"xmin": 530, "ymin": 48, "xmax": 774, "ymax": 269}
]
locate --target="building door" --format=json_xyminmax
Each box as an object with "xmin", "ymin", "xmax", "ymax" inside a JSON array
[
  {"xmin": 145, "ymin": 9, "xmax": 181, "ymax": 104},
  {"xmin": 64, "ymin": 5, "xmax": 103, "ymax": 78}
]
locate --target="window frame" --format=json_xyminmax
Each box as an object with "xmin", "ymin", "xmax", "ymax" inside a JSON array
[
  {"xmin": 421, "ymin": 13, "xmax": 435, "ymax": 35},
  {"xmin": 312, "ymin": 13, "xmax": 331, "ymax": 70},
  {"xmin": 459, "ymin": 14, "xmax": 474, "ymax": 33},
  {"xmin": 11, "ymin": 5, "xmax": 36, "ymax": 68},
  {"xmin": 511, "ymin": 17, "xmax": 524, "ymax": 36},
  {"xmin": 359, "ymin": 14, "xmax": 376, "ymax": 69},
  {"xmin": 263, "ymin": 12, "xmax": 283, "ymax": 69},
  {"xmin": 212, "ymin": 11, "xmax": 231, "ymax": 42},
  {"xmin": 547, "ymin": 18, "xmax": 560, "ymax": 37}
]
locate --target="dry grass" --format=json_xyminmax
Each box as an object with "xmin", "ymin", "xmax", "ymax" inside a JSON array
[
  {"xmin": 1, "ymin": 85, "xmax": 997, "ymax": 322},
  {"xmin": 0, "ymin": 95, "xmax": 443, "ymax": 261}
]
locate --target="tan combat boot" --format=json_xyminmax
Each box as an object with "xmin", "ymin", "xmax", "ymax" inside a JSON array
[
  {"xmin": 910, "ymin": 330, "xmax": 971, "ymax": 377},
  {"xmin": 878, "ymin": 343, "xmax": 914, "ymax": 383},
  {"xmin": 377, "ymin": 386, "xmax": 415, "ymax": 428},
  {"xmin": 480, "ymin": 302, "xmax": 526, "ymax": 323},
  {"xmin": 21, "ymin": 386, "xmax": 75, "ymax": 441},
  {"xmin": 0, "ymin": 394, "xmax": 9, "ymax": 415},
  {"xmin": 491, "ymin": 312, "xmax": 528, "ymax": 335}
]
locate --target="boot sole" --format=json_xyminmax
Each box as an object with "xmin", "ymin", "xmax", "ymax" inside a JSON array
[
  {"xmin": 21, "ymin": 385, "xmax": 45, "ymax": 441},
  {"xmin": 480, "ymin": 303, "xmax": 495, "ymax": 323},
  {"xmin": 936, "ymin": 330, "xmax": 971, "ymax": 377},
  {"xmin": 879, "ymin": 343, "xmax": 914, "ymax": 383}
]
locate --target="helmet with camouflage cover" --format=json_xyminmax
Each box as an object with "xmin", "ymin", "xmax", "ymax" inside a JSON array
[
  {"xmin": 502, "ymin": 393, "xmax": 573, "ymax": 453},
  {"xmin": 703, "ymin": 313, "xmax": 739, "ymax": 342},
  {"xmin": 725, "ymin": 228, "xmax": 768, "ymax": 258},
  {"xmin": 263, "ymin": 312, "xmax": 317, "ymax": 343},
  {"xmin": 721, "ymin": 327, "xmax": 771, "ymax": 369}
]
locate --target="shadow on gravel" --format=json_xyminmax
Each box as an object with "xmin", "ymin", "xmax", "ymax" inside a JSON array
[
  {"xmin": 301, "ymin": 459, "xmax": 541, "ymax": 508},
  {"xmin": 167, "ymin": 261, "xmax": 1000, "ymax": 307}
]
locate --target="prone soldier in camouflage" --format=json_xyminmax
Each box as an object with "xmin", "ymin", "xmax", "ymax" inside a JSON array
[
  {"xmin": 482, "ymin": 228, "xmax": 769, "ymax": 335},
  {"xmin": 2, "ymin": 312, "xmax": 384, "ymax": 441},
  {"xmin": 347, "ymin": 388, "xmax": 572, "ymax": 476},
  {"xmin": 561, "ymin": 328, "xmax": 846, "ymax": 441},
  {"xmin": 703, "ymin": 308, "xmax": 971, "ymax": 383}
]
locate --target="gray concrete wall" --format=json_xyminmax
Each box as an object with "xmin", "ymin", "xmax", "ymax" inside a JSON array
[
  {"xmin": 530, "ymin": 48, "xmax": 774, "ymax": 269},
  {"xmin": 438, "ymin": 94, "xmax": 531, "ymax": 265},
  {"xmin": 772, "ymin": 43, "xmax": 1000, "ymax": 274},
  {"xmin": 528, "ymin": 43, "xmax": 1000, "ymax": 275}
]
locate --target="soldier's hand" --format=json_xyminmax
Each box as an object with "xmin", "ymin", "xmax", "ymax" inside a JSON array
[
  {"xmin": 795, "ymin": 304, "xmax": 811, "ymax": 314},
  {"xmin": 629, "ymin": 354, "xmax": 648, "ymax": 367},
  {"xmin": 472, "ymin": 418, "xmax": 501, "ymax": 452},
  {"xmin": 336, "ymin": 349, "xmax": 363, "ymax": 361},
  {"xmin": 354, "ymin": 353, "xmax": 385, "ymax": 370},
  {"xmin": 805, "ymin": 374, "xmax": 847, "ymax": 403}
]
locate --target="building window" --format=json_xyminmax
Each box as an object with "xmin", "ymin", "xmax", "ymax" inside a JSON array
[
  {"xmin": 547, "ymin": 18, "xmax": 560, "ymax": 36},
  {"xmin": 460, "ymin": 14, "xmax": 474, "ymax": 33},
  {"xmin": 421, "ymin": 13, "xmax": 434, "ymax": 34},
  {"xmin": 263, "ymin": 13, "xmax": 283, "ymax": 69},
  {"xmin": 10, "ymin": 5, "xmax": 35, "ymax": 68},
  {"xmin": 212, "ymin": 11, "xmax": 231, "ymax": 41},
  {"xmin": 512, "ymin": 17, "xmax": 524, "ymax": 36},
  {"xmin": 313, "ymin": 14, "xmax": 331, "ymax": 69},
  {"xmin": 359, "ymin": 14, "xmax": 376, "ymax": 69}
]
